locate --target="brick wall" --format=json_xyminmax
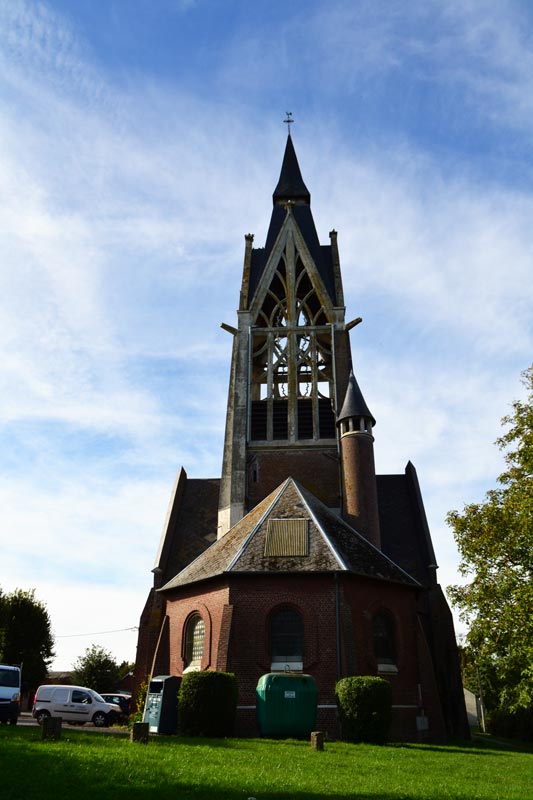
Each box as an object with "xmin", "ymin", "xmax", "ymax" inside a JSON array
[
  {"xmin": 247, "ymin": 448, "xmax": 340, "ymax": 509},
  {"xmin": 339, "ymin": 433, "xmax": 381, "ymax": 548},
  {"xmin": 133, "ymin": 588, "xmax": 167, "ymax": 702},
  {"xmin": 165, "ymin": 582, "xmax": 231, "ymax": 675},
  {"xmin": 164, "ymin": 570, "xmax": 447, "ymax": 741}
]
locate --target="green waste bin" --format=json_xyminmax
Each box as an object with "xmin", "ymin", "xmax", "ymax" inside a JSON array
[
  {"xmin": 143, "ymin": 675, "xmax": 180, "ymax": 734},
  {"xmin": 256, "ymin": 673, "xmax": 317, "ymax": 738}
]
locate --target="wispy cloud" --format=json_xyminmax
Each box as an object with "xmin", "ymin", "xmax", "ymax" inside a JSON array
[
  {"xmin": 1, "ymin": 0, "xmax": 531, "ymax": 664},
  {"xmin": 314, "ymin": 146, "xmax": 533, "ymax": 360}
]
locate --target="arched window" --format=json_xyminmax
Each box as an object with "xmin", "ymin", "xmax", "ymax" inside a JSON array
[
  {"xmin": 270, "ymin": 608, "xmax": 304, "ymax": 672},
  {"xmin": 373, "ymin": 610, "xmax": 398, "ymax": 674},
  {"xmin": 184, "ymin": 614, "xmax": 205, "ymax": 672}
]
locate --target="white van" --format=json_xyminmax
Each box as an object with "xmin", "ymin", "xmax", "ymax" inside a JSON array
[
  {"xmin": 32, "ymin": 684, "xmax": 122, "ymax": 727},
  {"xmin": 0, "ymin": 664, "xmax": 21, "ymax": 724}
]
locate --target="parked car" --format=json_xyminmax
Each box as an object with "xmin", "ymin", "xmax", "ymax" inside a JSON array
[
  {"xmin": 100, "ymin": 692, "xmax": 132, "ymax": 720},
  {"xmin": 0, "ymin": 664, "xmax": 21, "ymax": 725},
  {"xmin": 32, "ymin": 685, "xmax": 122, "ymax": 727}
]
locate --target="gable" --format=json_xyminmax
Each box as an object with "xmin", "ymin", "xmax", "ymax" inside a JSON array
[
  {"xmin": 249, "ymin": 210, "xmax": 336, "ymax": 324},
  {"xmin": 153, "ymin": 469, "xmax": 219, "ymax": 585},
  {"xmin": 377, "ymin": 463, "xmax": 438, "ymax": 588},
  {"xmin": 159, "ymin": 478, "xmax": 418, "ymax": 591},
  {"xmin": 229, "ymin": 480, "xmax": 341, "ymax": 573}
]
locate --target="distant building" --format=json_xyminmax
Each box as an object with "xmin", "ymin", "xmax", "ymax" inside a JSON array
[{"xmin": 134, "ymin": 133, "xmax": 468, "ymax": 741}]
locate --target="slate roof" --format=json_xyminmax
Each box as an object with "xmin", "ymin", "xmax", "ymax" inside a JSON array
[
  {"xmin": 153, "ymin": 468, "xmax": 219, "ymax": 585},
  {"xmin": 272, "ymin": 134, "xmax": 311, "ymax": 205},
  {"xmin": 377, "ymin": 462, "xmax": 438, "ymax": 588},
  {"xmin": 337, "ymin": 370, "xmax": 376, "ymax": 427},
  {"xmin": 248, "ymin": 205, "xmax": 336, "ymax": 305},
  {"xmin": 159, "ymin": 477, "xmax": 418, "ymax": 592},
  {"xmin": 247, "ymin": 135, "xmax": 338, "ymax": 306}
]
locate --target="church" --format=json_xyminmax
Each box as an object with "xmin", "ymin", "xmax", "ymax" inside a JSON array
[{"xmin": 134, "ymin": 131, "xmax": 468, "ymax": 741}]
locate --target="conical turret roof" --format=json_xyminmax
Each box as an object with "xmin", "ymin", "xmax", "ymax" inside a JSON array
[
  {"xmin": 337, "ymin": 371, "xmax": 376, "ymax": 427},
  {"xmin": 272, "ymin": 134, "xmax": 311, "ymax": 205}
]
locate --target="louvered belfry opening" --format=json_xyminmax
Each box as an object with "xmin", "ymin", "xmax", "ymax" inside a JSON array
[{"xmin": 250, "ymin": 253, "xmax": 335, "ymax": 443}]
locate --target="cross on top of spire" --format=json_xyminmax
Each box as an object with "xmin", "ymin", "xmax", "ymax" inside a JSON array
[{"xmin": 284, "ymin": 111, "xmax": 294, "ymax": 132}]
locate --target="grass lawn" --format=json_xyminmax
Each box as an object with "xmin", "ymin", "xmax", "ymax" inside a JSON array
[{"xmin": 1, "ymin": 726, "xmax": 532, "ymax": 800}]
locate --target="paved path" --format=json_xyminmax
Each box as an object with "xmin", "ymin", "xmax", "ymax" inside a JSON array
[{"xmin": 17, "ymin": 711, "xmax": 129, "ymax": 734}]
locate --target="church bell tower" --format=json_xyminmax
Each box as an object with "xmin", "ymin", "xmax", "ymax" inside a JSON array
[{"xmin": 217, "ymin": 132, "xmax": 357, "ymax": 537}]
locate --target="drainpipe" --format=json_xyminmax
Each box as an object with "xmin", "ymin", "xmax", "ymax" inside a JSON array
[
  {"xmin": 246, "ymin": 326, "xmax": 252, "ymax": 442},
  {"xmin": 330, "ymin": 323, "xmax": 340, "ymax": 457},
  {"xmin": 335, "ymin": 573, "xmax": 342, "ymax": 681}
]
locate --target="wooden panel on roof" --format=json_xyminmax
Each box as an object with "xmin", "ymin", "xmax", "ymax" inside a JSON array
[{"xmin": 264, "ymin": 518, "xmax": 309, "ymax": 557}]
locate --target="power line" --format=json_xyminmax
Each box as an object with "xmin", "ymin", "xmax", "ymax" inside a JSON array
[{"xmin": 56, "ymin": 626, "xmax": 138, "ymax": 639}]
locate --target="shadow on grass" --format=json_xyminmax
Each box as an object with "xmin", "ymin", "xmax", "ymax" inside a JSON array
[
  {"xmin": 65, "ymin": 790, "xmax": 494, "ymax": 800},
  {"xmin": 1, "ymin": 746, "xmax": 503, "ymax": 800},
  {"xmin": 2, "ymin": 727, "xmax": 530, "ymax": 800},
  {"xmin": 390, "ymin": 737, "xmax": 532, "ymax": 756},
  {"xmin": 471, "ymin": 733, "xmax": 533, "ymax": 753}
]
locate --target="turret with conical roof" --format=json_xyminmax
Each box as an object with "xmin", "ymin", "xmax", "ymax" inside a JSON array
[
  {"xmin": 337, "ymin": 371, "xmax": 381, "ymax": 549},
  {"xmin": 337, "ymin": 370, "xmax": 376, "ymax": 429}
]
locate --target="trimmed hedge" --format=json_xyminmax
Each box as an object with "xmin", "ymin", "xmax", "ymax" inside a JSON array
[
  {"xmin": 178, "ymin": 671, "xmax": 238, "ymax": 737},
  {"xmin": 335, "ymin": 675, "xmax": 392, "ymax": 744}
]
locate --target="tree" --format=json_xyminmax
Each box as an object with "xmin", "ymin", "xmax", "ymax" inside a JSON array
[
  {"xmin": 72, "ymin": 645, "xmax": 121, "ymax": 693},
  {"xmin": 117, "ymin": 660, "xmax": 135, "ymax": 683},
  {"xmin": 447, "ymin": 365, "xmax": 533, "ymax": 712},
  {"xmin": 0, "ymin": 588, "xmax": 55, "ymax": 690},
  {"xmin": 457, "ymin": 643, "xmax": 499, "ymax": 719}
]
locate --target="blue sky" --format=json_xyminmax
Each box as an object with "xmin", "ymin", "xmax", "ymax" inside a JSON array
[{"xmin": 1, "ymin": 0, "xmax": 532, "ymax": 670}]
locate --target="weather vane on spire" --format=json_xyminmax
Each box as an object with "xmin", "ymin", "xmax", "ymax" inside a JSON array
[{"xmin": 284, "ymin": 111, "xmax": 294, "ymax": 131}]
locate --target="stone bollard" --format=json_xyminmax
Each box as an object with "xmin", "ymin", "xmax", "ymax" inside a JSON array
[
  {"xmin": 310, "ymin": 730, "xmax": 325, "ymax": 751},
  {"xmin": 131, "ymin": 722, "xmax": 150, "ymax": 743},
  {"xmin": 41, "ymin": 716, "xmax": 62, "ymax": 740}
]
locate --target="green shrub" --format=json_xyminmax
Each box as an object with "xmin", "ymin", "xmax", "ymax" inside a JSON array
[
  {"xmin": 131, "ymin": 678, "xmax": 148, "ymax": 725},
  {"xmin": 178, "ymin": 671, "xmax": 238, "ymax": 737},
  {"xmin": 335, "ymin": 675, "xmax": 392, "ymax": 744}
]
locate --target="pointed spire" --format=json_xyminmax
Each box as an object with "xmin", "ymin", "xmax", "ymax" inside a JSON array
[
  {"xmin": 273, "ymin": 134, "xmax": 311, "ymax": 206},
  {"xmin": 337, "ymin": 371, "xmax": 376, "ymax": 428}
]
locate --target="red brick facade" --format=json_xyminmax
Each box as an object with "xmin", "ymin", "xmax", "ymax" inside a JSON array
[
  {"xmin": 247, "ymin": 448, "xmax": 340, "ymax": 510},
  {"xmin": 163, "ymin": 572, "xmax": 448, "ymax": 741}
]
